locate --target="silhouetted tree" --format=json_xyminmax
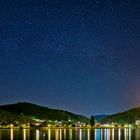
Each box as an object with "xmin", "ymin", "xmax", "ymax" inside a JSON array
[{"xmin": 90, "ymin": 115, "xmax": 95, "ymax": 127}]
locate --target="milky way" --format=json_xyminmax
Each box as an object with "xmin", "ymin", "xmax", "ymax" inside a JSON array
[{"xmin": 0, "ymin": 0, "xmax": 140, "ymax": 116}]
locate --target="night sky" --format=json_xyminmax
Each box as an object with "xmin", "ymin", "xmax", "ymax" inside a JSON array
[{"xmin": 0, "ymin": 0, "xmax": 140, "ymax": 116}]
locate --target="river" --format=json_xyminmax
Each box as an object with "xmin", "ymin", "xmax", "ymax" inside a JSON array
[{"xmin": 0, "ymin": 128, "xmax": 140, "ymax": 140}]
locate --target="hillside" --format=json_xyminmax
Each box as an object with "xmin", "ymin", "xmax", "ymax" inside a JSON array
[
  {"xmin": 94, "ymin": 115, "xmax": 108, "ymax": 122},
  {"xmin": 101, "ymin": 107, "xmax": 140, "ymax": 124},
  {"xmin": 0, "ymin": 102, "xmax": 88, "ymax": 122}
]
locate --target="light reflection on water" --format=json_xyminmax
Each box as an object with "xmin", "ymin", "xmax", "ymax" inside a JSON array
[
  {"xmin": 23, "ymin": 129, "xmax": 26, "ymax": 140},
  {"xmin": 0, "ymin": 128, "xmax": 140, "ymax": 140},
  {"xmin": 36, "ymin": 129, "xmax": 39, "ymax": 140},
  {"xmin": 10, "ymin": 128, "xmax": 13, "ymax": 140},
  {"xmin": 48, "ymin": 129, "xmax": 51, "ymax": 140}
]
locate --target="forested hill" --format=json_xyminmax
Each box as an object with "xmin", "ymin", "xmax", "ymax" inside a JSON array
[
  {"xmin": 0, "ymin": 102, "xmax": 88, "ymax": 122},
  {"xmin": 101, "ymin": 106, "xmax": 140, "ymax": 124}
]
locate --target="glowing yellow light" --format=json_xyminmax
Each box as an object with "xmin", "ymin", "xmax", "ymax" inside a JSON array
[
  {"xmin": 48, "ymin": 129, "xmax": 51, "ymax": 140},
  {"xmin": 88, "ymin": 129, "xmax": 90, "ymax": 140},
  {"xmin": 10, "ymin": 128, "xmax": 13, "ymax": 140},
  {"xmin": 64, "ymin": 129, "xmax": 66, "ymax": 140},
  {"xmin": 112, "ymin": 129, "xmax": 114, "ymax": 140},
  {"xmin": 60, "ymin": 129, "xmax": 62, "ymax": 140},
  {"xmin": 69, "ymin": 129, "xmax": 72, "ymax": 140},
  {"xmin": 55, "ymin": 129, "xmax": 59, "ymax": 140},
  {"xmin": 23, "ymin": 129, "xmax": 26, "ymax": 140},
  {"xmin": 125, "ymin": 128, "xmax": 129, "ymax": 140},
  {"xmin": 36, "ymin": 129, "xmax": 39, "ymax": 140},
  {"xmin": 79, "ymin": 129, "xmax": 82, "ymax": 140},
  {"xmin": 10, "ymin": 124, "xmax": 13, "ymax": 128}
]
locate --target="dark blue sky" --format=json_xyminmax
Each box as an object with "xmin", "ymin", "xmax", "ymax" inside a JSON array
[{"xmin": 0, "ymin": 0, "xmax": 140, "ymax": 116}]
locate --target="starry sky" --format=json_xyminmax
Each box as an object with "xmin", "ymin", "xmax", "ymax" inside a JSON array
[{"xmin": 0, "ymin": 0, "xmax": 140, "ymax": 116}]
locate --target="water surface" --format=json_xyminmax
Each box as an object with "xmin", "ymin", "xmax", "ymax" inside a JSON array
[{"xmin": 0, "ymin": 128, "xmax": 140, "ymax": 140}]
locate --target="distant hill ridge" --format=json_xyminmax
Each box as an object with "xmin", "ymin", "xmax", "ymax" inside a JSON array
[
  {"xmin": 101, "ymin": 106, "xmax": 140, "ymax": 124},
  {"xmin": 0, "ymin": 102, "xmax": 88, "ymax": 122},
  {"xmin": 94, "ymin": 115, "xmax": 108, "ymax": 121}
]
